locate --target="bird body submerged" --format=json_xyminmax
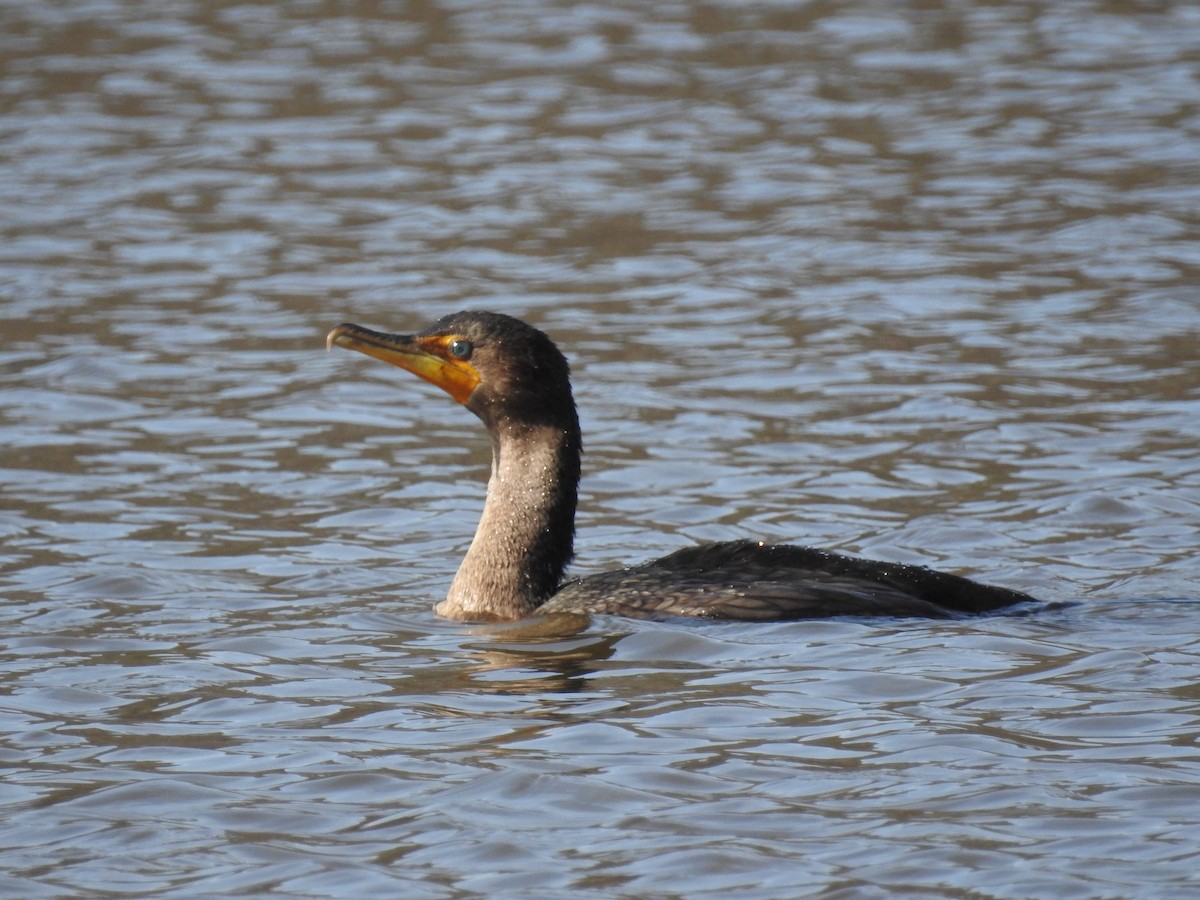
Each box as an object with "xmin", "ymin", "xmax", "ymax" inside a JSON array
[
  {"xmin": 327, "ymin": 311, "xmax": 1036, "ymax": 623},
  {"xmin": 545, "ymin": 539, "xmax": 1032, "ymax": 620}
]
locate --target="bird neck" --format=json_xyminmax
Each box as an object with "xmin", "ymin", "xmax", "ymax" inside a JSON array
[{"xmin": 436, "ymin": 420, "xmax": 580, "ymax": 622}]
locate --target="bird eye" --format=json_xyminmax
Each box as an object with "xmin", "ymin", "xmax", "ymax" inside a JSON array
[{"xmin": 448, "ymin": 339, "xmax": 473, "ymax": 360}]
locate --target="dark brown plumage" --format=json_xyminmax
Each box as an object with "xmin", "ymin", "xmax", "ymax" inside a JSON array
[{"xmin": 327, "ymin": 311, "xmax": 1036, "ymax": 623}]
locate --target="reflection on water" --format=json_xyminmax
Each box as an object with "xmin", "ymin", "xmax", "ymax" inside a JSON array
[
  {"xmin": 2, "ymin": 0, "xmax": 1200, "ymax": 895},
  {"xmin": 457, "ymin": 615, "xmax": 610, "ymax": 693}
]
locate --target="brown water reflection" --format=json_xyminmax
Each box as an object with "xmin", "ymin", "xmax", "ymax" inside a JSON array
[{"xmin": 3, "ymin": 0, "xmax": 1200, "ymax": 896}]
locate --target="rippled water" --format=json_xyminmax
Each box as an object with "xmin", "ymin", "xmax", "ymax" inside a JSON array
[{"xmin": 3, "ymin": 0, "xmax": 1200, "ymax": 895}]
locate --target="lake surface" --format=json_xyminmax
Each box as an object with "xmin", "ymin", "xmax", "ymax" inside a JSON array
[{"xmin": 2, "ymin": 0, "xmax": 1199, "ymax": 895}]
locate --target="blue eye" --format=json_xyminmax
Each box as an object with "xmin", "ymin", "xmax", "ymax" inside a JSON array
[{"xmin": 449, "ymin": 339, "xmax": 473, "ymax": 360}]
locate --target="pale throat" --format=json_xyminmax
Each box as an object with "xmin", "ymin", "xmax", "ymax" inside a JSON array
[{"xmin": 436, "ymin": 424, "xmax": 576, "ymax": 621}]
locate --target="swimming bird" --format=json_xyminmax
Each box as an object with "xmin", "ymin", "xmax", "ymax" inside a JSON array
[{"xmin": 326, "ymin": 311, "xmax": 1035, "ymax": 622}]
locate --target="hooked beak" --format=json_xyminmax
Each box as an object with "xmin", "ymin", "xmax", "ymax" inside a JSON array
[{"xmin": 326, "ymin": 322, "xmax": 480, "ymax": 404}]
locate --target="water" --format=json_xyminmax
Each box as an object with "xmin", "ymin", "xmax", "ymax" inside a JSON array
[{"xmin": 2, "ymin": 0, "xmax": 1199, "ymax": 895}]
